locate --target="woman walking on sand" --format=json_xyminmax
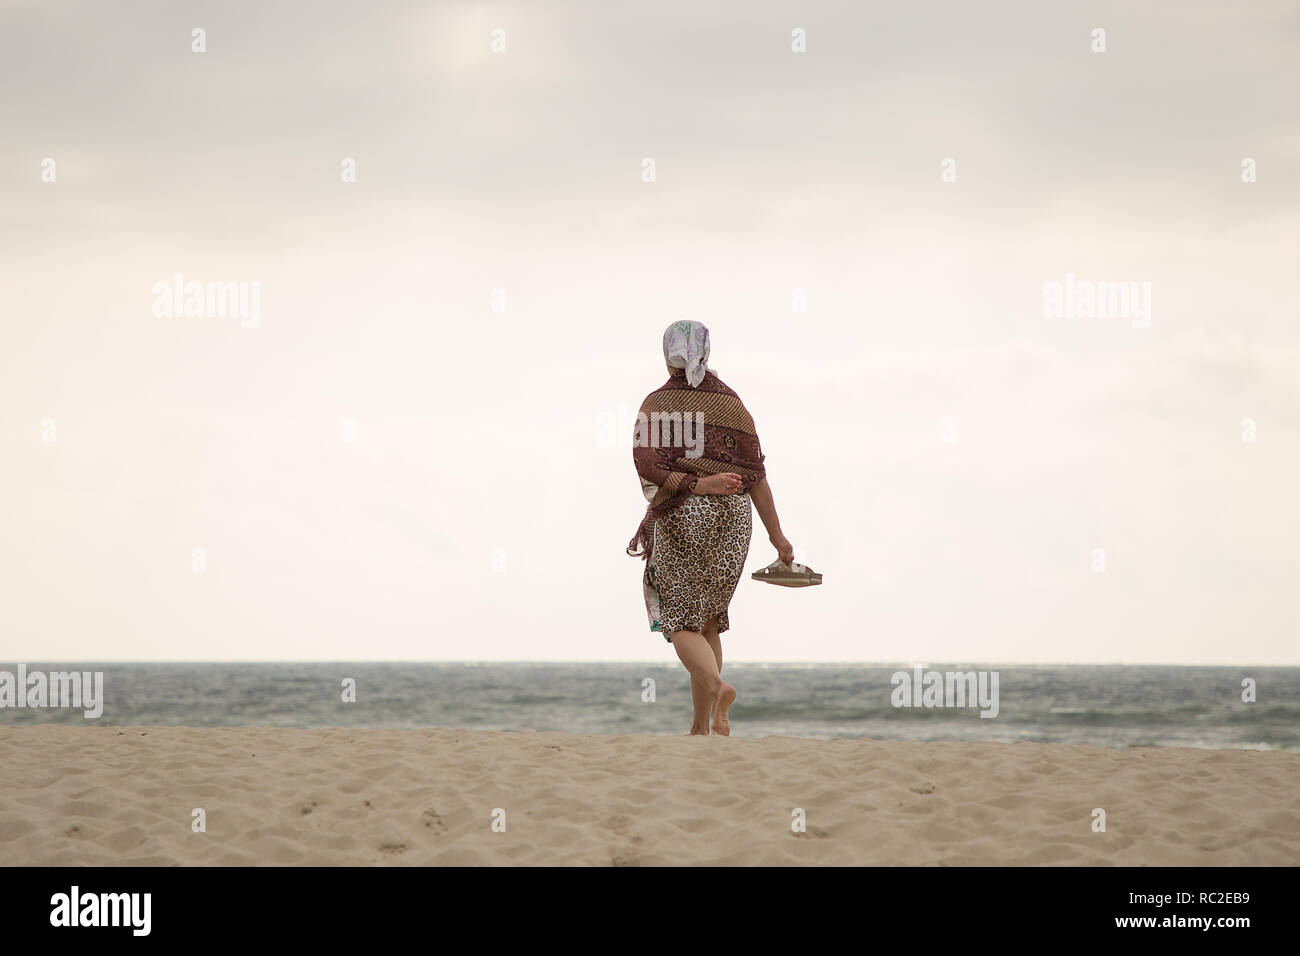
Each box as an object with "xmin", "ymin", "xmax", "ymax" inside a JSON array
[{"xmin": 628, "ymin": 321, "xmax": 794, "ymax": 736}]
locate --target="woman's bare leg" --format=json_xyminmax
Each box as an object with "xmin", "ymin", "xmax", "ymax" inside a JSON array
[
  {"xmin": 680, "ymin": 620, "xmax": 736, "ymax": 737},
  {"xmin": 702, "ymin": 617, "xmax": 723, "ymax": 671},
  {"xmin": 703, "ymin": 618, "xmax": 736, "ymax": 736},
  {"xmin": 702, "ymin": 621, "xmax": 733, "ymax": 733},
  {"xmin": 671, "ymin": 630, "xmax": 724, "ymax": 735}
]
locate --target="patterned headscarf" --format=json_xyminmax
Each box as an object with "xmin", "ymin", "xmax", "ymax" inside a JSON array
[{"xmin": 662, "ymin": 320, "xmax": 711, "ymax": 388}]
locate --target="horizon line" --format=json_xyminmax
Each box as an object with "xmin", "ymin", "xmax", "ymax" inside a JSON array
[{"xmin": 3, "ymin": 659, "xmax": 1297, "ymax": 668}]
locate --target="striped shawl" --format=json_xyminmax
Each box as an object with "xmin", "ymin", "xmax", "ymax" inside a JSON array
[{"xmin": 627, "ymin": 370, "xmax": 766, "ymax": 561}]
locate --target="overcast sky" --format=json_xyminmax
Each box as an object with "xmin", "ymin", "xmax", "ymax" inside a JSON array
[{"xmin": 2, "ymin": 0, "xmax": 1297, "ymax": 663}]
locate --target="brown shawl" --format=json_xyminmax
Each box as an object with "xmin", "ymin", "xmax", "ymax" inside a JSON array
[{"xmin": 627, "ymin": 369, "xmax": 766, "ymax": 562}]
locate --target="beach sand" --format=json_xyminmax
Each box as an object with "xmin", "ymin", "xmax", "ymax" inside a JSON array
[{"xmin": 1, "ymin": 725, "xmax": 1297, "ymax": 865}]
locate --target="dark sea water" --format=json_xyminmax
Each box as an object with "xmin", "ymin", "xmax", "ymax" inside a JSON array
[{"xmin": 1, "ymin": 663, "xmax": 1296, "ymax": 752}]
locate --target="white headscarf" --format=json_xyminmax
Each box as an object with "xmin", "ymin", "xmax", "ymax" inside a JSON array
[{"xmin": 662, "ymin": 320, "xmax": 711, "ymax": 388}]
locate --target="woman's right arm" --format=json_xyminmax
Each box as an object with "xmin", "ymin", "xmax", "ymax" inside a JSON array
[{"xmin": 750, "ymin": 476, "xmax": 794, "ymax": 564}]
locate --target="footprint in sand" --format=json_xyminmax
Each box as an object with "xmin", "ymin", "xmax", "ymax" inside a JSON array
[{"xmin": 421, "ymin": 808, "xmax": 448, "ymax": 833}]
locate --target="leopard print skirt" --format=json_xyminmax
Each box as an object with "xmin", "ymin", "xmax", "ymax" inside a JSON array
[{"xmin": 643, "ymin": 492, "xmax": 753, "ymax": 642}]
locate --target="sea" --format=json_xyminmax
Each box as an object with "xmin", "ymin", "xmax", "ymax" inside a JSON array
[{"xmin": 2, "ymin": 662, "xmax": 1296, "ymax": 752}]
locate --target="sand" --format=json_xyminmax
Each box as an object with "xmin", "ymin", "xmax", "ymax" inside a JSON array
[{"xmin": 1, "ymin": 726, "xmax": 1297, "ymax": 865}]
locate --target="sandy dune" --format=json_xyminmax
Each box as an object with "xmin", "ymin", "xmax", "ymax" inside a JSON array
[{"xmin": 1, "ymin": 726, "xmax": 1297, "ymax": 865}]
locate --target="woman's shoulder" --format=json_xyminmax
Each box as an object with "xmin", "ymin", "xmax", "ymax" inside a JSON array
[{"xmin": 704, "ymin": 371, "xmax": 737, "ymax": 392}]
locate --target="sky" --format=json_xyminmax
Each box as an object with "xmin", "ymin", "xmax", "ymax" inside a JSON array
[{"xmin": 1, "ymin": 0, "xmax": 1297, "ymax": 663}]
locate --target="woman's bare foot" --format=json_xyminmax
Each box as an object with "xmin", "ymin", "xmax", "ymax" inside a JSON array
[
  {"xmin": 712, "ymin": 682, "xmax": 736, "ymax": 736},
  {"xmin": 686, "ymin": 723, "xmax": 710, "ymax": 735}
]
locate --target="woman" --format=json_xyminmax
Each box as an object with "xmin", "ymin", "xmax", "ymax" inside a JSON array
[{"xmin": 628, "ymin": 320, "xmax": 794, "ymax": 736}]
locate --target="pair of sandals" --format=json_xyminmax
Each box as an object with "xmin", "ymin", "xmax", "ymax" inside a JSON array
[{"xmin": 751, "ymin": 558, "xmax": 823, "ymax": 588}]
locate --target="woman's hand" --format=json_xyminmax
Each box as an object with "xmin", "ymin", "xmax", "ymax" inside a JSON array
[
  {"xmin": 770, "ymin": 531, "xmax": 795, "ymax": 565},
  {"xmin": 694, "ymin": 472, "xmax": 743, "ymax": 495}
]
